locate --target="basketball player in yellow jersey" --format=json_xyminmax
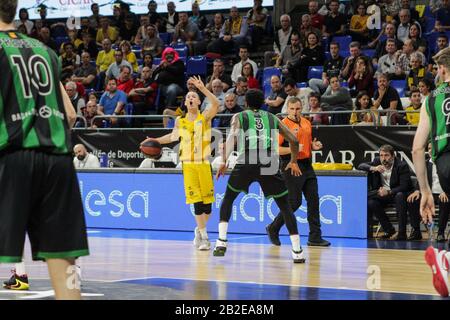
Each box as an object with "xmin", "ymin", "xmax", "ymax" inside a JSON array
[{"xmin": 141, "ymin": 76, "xmax": 220, "ymax": 250}]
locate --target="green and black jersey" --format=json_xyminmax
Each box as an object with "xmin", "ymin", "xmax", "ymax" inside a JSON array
[
  {"xmin": 0, "ymin": 31, "xmax": 71, "ymax": 155},
  {"xmin": 426, "ymin": 82, "xmax": 450, "ymax": 160}
]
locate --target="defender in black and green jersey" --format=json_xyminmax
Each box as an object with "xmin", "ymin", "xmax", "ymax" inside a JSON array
[
  {"xmin": 0, "ymin": 0, "xmax": 88, "ymax": 300},
  {"xmin": 413, "ymin": 47, "xmax": 450, "ymax": 297},
  {"xmin": 213, "ymin": 89, "xmax": 306, "ymax": 263}
]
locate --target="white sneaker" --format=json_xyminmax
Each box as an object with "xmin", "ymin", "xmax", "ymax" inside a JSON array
[
  {"xmin": 292, "ymin": 249, "xmax": 306, "ymax": 264},
  {"xmin": 213, "ymin": 239, "xmax": 228, "ymax": 256},
  {"xmin": 198, "ymin": 239, "xmax": 211, "ymax": 251},
  {"xmin": 193, "ymin": 227, "xmax": 201, "ymax": 248},
  {"xmin": 425, "ymin": 246, "xmax": 449, "ymax": 297}
]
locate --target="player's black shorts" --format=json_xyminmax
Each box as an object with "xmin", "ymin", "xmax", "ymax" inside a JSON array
[
  {"xmin": 0, "ymin": 149, "xmax": 89, "ymax": 263},
  {"xmin": 436, "ymin": 152, "xmax": 450, "ymax": 195},
  {"xmin": 226, "ymin": 164, "xmax": 288, "ymax": 199}
]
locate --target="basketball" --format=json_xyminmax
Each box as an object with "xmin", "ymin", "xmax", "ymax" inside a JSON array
[{"xmin": 140, "ymin": 139, "xmax": 162, "ymax": 159}]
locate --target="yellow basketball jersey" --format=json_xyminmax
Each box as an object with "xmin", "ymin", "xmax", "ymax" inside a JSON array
[{"xmin": 178, "ymin": 113, "xmax": 211, "ymax": 162}]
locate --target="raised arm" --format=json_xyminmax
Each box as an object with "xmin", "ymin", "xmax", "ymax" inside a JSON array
[{"xmin": 188, "ymin": 76, "xmax": 220, "ymax": 121}]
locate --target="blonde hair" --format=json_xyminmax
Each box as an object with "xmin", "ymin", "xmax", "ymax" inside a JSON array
[{"xmin": 433, "ymin": 47, "xmax": 450, "ymax": 70}]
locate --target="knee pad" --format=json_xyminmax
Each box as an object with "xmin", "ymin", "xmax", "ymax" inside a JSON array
[{"xmin": 194, "ymin": 202, "xmax": 212, "ymax": 215}]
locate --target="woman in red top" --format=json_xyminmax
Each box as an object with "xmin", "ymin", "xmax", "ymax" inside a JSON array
[
  {"xmin": 348, "ymin": 56, "xmax": 374, "ymax": 98},
  {"xmin": 241, "ymin": 62, "xmax": 259, "ymax": 89}
]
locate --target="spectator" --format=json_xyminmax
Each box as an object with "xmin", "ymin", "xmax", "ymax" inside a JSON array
[
  {"xmin": 226, "ymin": 76, "xmax": 248, "ymax": 109},
  {"xmin": 282, "ymin": 78, "xmax": 313, "ymax": 113},
  {"xmin": 340, "ymin": 41, "xmax": 364, "ymax": 81},
  {"xmin": 428, "ymin": 33, "xmax": 448, "ymax": 72},
  {"xmin": 219, "ymin": 93, "xmax": 243, "ymax": 127},
  {"xmin": 142, "ymin": 24, "xmax": 164, "ymax": 58},
  {"xmin": 98, "ymin": 78, "xmax": 128, "ymax": 126},
  {"xmin": 396, "ymin": 9, "xmax": 417, "ymax": 44},
  {"xmin": 78, "ymin": 17, "xmax": 97, "ymax": 39},
  {"xmin": 382, "ymin": 0, "xmax": 401, "ymax": 20},
  {"xmin": 60, "ymin": 42, "xmax": 81, "ymax": 81},
  {"xmin": 246, "ymin": 0, "xmax": 269, "ymax": 50},
  {"xmin": 396, "ymin": 39, "xmax": 426, "ymax": 79},
  {"xmin": 78, "ymin": 32, "xmax": 98, "ymax": 59},
  {"xmin": 265, "ymin": 75, "xmax": 287, "ymax": 114},
  {"xmin": 15, "ymin": 8, "xmax": 33, "ymax": 35},
  {"xmin": 371, "ymin": 23, "xmax": 403, "ymax": 65},
  {"xmin": 264, "ymin": 14, "xmax": 293, "ymax": 67},
  {"xmin": 322, "ymin": 0, "xmax": 346, "ymax": 38},
  {"xmin": 153, "ymin": 47, "xmax": 185, "ymax": 117},
  {"xmin": 241, "ymin": 62, "xmax": 259, "ymax": 89},
  {"xmin": 38, "ymin": 27, "xmax": 58, "ymax": 53},
  {"xmin": 138, "ymin": 52, "xmax": 156, "ymax": 75},
  {"xmin": 298, "ymin": 14, "xmax": 321, "ymax": 49},
  {"xmin": 106, "ymin": 50, "xmax": 133, "ymax": 82},
  {"xmin": 96, "ymin": 17, "xmax": 119, "ymax": 45},
  {"xmin": 120, "ymin": 40, "xmax": 138, "ymax": 73},
  {"xmin": 72, "ymin": 52, "xmax": 97, "ymax": 89},
  {"xmin": 373, "ymin": 73, "xmax": 402, "ymax": 124},
  {"xmin": 231, "ymin": 45, "xmax": 258, "ymax": 84},
  {"xmin": 435, "ymin": 0, "xmax": 450, "ymax": 32},
  {"xmin": 405, "ymin": 52, "xmax": 433, "ymax": 96},
  {"xmin": 96, "ymin": 39, "xmax": 116, "ymax": 76},
  {"xmin": 309, "ymin": 41, "xmax": 344, "ymax": 94},
  {"xmin": 65, "ymin": 81, "xmax": 85, "ymax": 115},
  {"xmin": 358, "ymin": 144, "xmax": 413, "ymax": 240},
  {"xmin": 117, "ymin": 65, "xmax": 134, "ymax": 95},
  {"xmin": 64, "ymin": 29, "xmax": 83, "ymax": 53},
  {"xmin": 348, "ymin": 56, "xmax": 374, "ymax": 97},
  {"xmin": 147, "ymin": 0, "xmax": 164, "ymax": 33},
  {"xmin": 119, "ymin": 15, "xmax": 138, "ymax": 43},
  {"xmin": 201, "ymin": 79, "xmax": 225, "ymax": 112},
  {"xmin": 418, "ymin": 78, "xmax": 434, "ymax": 98},
  {"xmin": 318, "ymin": 0, "xmax": 346, "ymax": 16},
  {"xmin": 79, "ymin": 100, "xmax": 104, "ymax": 129},
  {"xmin": 295, "ymin": 32, "xmax": 324, "ymax": 82},
  {"xmin": 308, "ymin": 92, "xmax": 329, "ymax": 125},
  {"xmin": 110, "ymin": 4, "xmax": 122, "ymax": 29},
  {"xmin": 88, "ymin": 3, "xmax": 100, "ymax": 30},
  {"xmin": 162, "ymin": 1, "xmax": 179, "ymax": 34},
  {"xmin": 134, "ymin": 15, "xmax": 150, "ymax": 46},
  {"xmin": 376, "ymin": 39, "xmax": 401, "ymax": 79},
  {"xmin": 404, "ymin": 88, "xmax": 422, "ymax": 125},
  {"xmin": 204, "ymin": 13, "xmax": 225, "ymax": 46},
  {"xmin": 173, "ymin": 11, "xmax": 203, "ymax": 56},
  {"xmin": 129, "ymin": 66, "xmax": 158, "ymax": 126},
  {"xmin": 73, "ymin": 144, "xmax": 100, "ymax": 169},
  {"xmin": 407, "ymin": 22, "xmax": 427, "ymax": 55},
  {"xmin": 275, "ymin": 32, "xmax": 302, "ymax": 81},
  {"xmin": 431, "ymin": 0, "xmax": 445, "ymax": 13},
  {"xmin": 395, "ymin": 0, "xmax": 420, "ymax": 24},
  {"xmin": 308, "ymin": 0, "xmax": 324, "ymax": 30},
  {"xmin": 349, "ymin": 3, "xmax": 370, "ymax": 44},
  {"xmin": 190, "ymin": 2, "xmax": 208, "ymax": 31},
  {"xmin": 205, "ymin": 59, "xmax": 232, "ymax": 92},
  {"xmin": 320, "ymin": 76, "xmax": 353, "ymax": 124},
  {"xmin": 350, "ymin": 90, "xmax": 377, "ymax": 125}
]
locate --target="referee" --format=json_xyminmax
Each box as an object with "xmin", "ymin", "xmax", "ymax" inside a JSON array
[
  {"xmin": 413, "ymin": 47, "xmax": 450, "ymax": 297},
  {"xmin": 0, "ymin": 0, "xmax": 89, "ymax": 299}
]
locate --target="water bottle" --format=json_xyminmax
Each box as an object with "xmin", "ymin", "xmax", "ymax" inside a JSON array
[{"xmin": 99, "ymin": 153, "xmax": 109, "ymax": 168}]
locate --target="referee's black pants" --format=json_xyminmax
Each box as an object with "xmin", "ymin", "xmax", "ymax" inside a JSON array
[{"xmin": 271, "ymin": 159, "xmax": 323, "ymax": 242}]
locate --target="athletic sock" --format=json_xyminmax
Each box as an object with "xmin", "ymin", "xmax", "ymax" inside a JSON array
[
  {"xmin": 290, "ymin": 234, "xmax": 301, "ymax": 252},
  {"xmin": 15, "ymin": 262, "xmax": 26, "ymax": 276},
  {"xmin": 199, "ymin": 228, "xmax": 208, "ymax": 240},
  {"xmin": 218, "ymin": 222, "xmax": 228, "ymax": 241}
]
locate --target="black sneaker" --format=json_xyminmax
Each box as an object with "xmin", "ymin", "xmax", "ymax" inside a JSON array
[
  {"xmin": 265, "ymin": 224, "xmax": 281, "ymax": 246},
  {"xmin": 3, "ymin": 270, "xmax": 29, "ymax": 290},
  {"xmin": 379, "ymin": 229, "xmax": 396, "ymax": 239},
  {"xmin": 437, "ymin": 234, "xmax": 446, "ymax": 242},
  {"xmin": 307, "ymin": 239, "xmax": 331, "ymax": 247},
  {"xmin": 407, "ymin": 230, "xmax": 422, "ymax": 241}
]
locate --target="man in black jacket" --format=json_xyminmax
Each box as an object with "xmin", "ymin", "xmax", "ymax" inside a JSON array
[{"xmin": 358, "ymin": 144, "xmax": 413, "ymax": 240}]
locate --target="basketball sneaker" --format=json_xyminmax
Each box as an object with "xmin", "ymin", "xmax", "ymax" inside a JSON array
[
  {"xmin": 213, "ymin": 239, "xmax": 228, "ymax": 257},
  {"xmin": 3, "ymin": 269, "xmax": 29, "ymax": 290},
  {"xmin": 424, "ymin": 246, "xmax": 449, "ymax": 297},
  {"xmin": 198, "ymin": 239, "xmax": 211, "ymax": 251},
  {"xmin": 193, "ymin": 227, "xmax": 201, "ymax": 248},
  {"xmin": 292, "ymin": 249, "xmax": 306, "ymax": 264}
]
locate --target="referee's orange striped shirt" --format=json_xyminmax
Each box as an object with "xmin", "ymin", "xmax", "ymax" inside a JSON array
[{"xmin": 278, "ymin": 116, "xmax": 312, "ymax": 160}]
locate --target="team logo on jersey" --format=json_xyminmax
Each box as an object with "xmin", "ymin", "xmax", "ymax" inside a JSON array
[
  {"xmin": 39, "ymin": 106, "xmax": 52, "ymax": 119},
  {"xmin": 443, "ymin": 98, "xmax": 450, "ymax": 125},
  {"xmin": 255, "ymin": 118, "xmax": 264, "ymax": 131}
]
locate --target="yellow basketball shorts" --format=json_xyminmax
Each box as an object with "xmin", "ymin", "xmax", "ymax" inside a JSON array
[{"xmin": 182, "ymin": 162, "xmax": 215, "ymax": 205}]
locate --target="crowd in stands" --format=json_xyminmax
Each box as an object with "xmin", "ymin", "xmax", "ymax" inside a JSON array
[{"xmin": 16, "ymin": 0, "xmax": 449, "ymax": 128}]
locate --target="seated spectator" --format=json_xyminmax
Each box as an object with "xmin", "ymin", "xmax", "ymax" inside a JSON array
[
  {"xmin": 358, "ymin": 144, "xmax": 413, "ymax": 240},
  {"xmin": 428, "ymin": 33, "xmax": 449, "ymax": 72},
  {"xmin": 96, "ymin": 39, "xmax": 116, "ymax": 88},
  {"xmin": 134, "ymin": 15, "xmax": 150, "ymax": 46},
  {"xmin": 308, "ymin": 92, "xmax": 329, "ymax": 125},
  {"xmin": 396, "ymin": 9, "xmax": 418, "ymax": 44},
  {"xmin": 64, "ymin": 29, "xmax": 83, "ymax": 53},
  {"xmin": 265, "ymin": 75, "xmax": 287, "ymax": 114},
  {"xmin": 117, "ymin": 65, "xmax": 134, "ymax": 95},
  {"xmin": 407, "ymin": 142, "xmax": 450, "ymax": 241},
  {"xmin": 373, "ymin": 73, "xmax": 403, "ymax": 124},
  {"xmin": 189, "ymin": 2, "xmax": 208, "ymax": 31},
  {"xmin": 120, "ymin": 40, "xmax": 138, "ymax": 73},
  {"xmin": 38, "ymin": 26, "xmax": 58, "ymax": 53},
  {"xmin": 376, "ymin": 39, "xmax": 402, "ymax": 80},
  {"xmin": 226, "ymin": 76, "xmax": 248, "ymax": 109},
  {"xmin": 264, "ymin": 14, "xmax": 293, "ymax": 68},
  {"xmin": 208, "ymin": 7, "xmax": 249, "ymax": 55},
  {"xmin": 382, "ymin": 0, "xmax": 401, "ymax": 20},
  {"xmin": 231, "ymin": 45, "xmax": 258, "ymax": 84},
  {"xmin": 118, "ymin": 15, "xmax": 138, "ymax": 43},
  {"xmin": 162, "ymin": 1, "xmax": 179, "ymax": 34},
  {"xmin": 73, "ymin": 144, "xmax": 100, "ymax": 169},
  {"xmin": 78, "ymin": 32, "xmax": 98, "ymax": 59},
  {"xmin": 371, "ymin": 23, "xmax": 403, "ymax": 65},
  {"xmin": 309, "ymin": 41, "xmax": 344, "ymax": 94},
  {"xmin": 246, "ymin": 0, "xmax": 269, "ymax": 50},
  {"xmin": 78, "ymin": 17, "xmax": 97, "ymax": 39},
  {"xmin": 60, "ymin": 42, "xmax": 81, "ymax": 80},
  {"xmin": 129, "ymin": 66, "xmax": 158, "ymax": 127},
  {"xmin": 172, "ymin": 11, "xmax": 203, "ymax": 56},
  {"xmin": 204, "ymin": 13, "xmax": 225, "ymax": 48},
  {"xmin": 395, "ymin": 0, "xmax": 420, "ymax": 25},
  {"xmin": 320, "ymin": 76, "xmax": 353, "ymax": 124},
  {"xmin": 418, "ymin": 78, "xmax": 434, "ymax": 99},
  {"xmin": 219, "ymin": 93, "xmax": 243, "ymax": 127},
  {"xmin": 241, "ymin": 62, "xmax": 259, "ymax": 89},
  {"xmin": 282, "ymin": 78, "xmax": 313, "ymax": 113},
  {"xmin": 431, "ymin": 0, "xmax": 445, "ymax": 13},
  {"xmin": 348, "ymin": 56, "xmax": 374, "ymax": 97},
  {"xmin": 321, "ymin": 0, "xmax": 346, "ymax": 38},
  {"xmin": 308, "ymin": 0, "xmax": 324, "ymax": 30},
  {"xmin": 295, "ymin": 32, "xmax": 325, "ymax": 82},
  {"xmin": 275, "ymin": 32, "xmax": 302, "ymax": 81},
  {"xmin": 79, "ymin": 100, "xmax": 104, "ymax": 129},
  {"xmin": 138, "ymin": 52, "xmax": 156, "ymax": 76},
  {"xmin": 350, "ymin": 90, "xmax": 377, "ymax": 125},
  {"xmin": 435, "ymin": 0, "xmax": 450, "ymax": 32},
  {"xmin": 65, "ymin": 81, "xmax": 85, "ymax": 115},
  {"xmin": 206, "ymin": 59, "xmax": 232, "ymax": 92},
  {"xmin": 404, "ymin": 88, "xmax": 422, "ymax": 125},
  {"xmin": 405, "ymin": 52, "xmax": 433, "ymax": 96},
  {"xmin": 395, "ymin": 39, "xmax": 426, "ymax": 79},
  {"xmin": 407, "ymin": 23, "xmax": 427, "ymax": 55},
  {"xmin": 298, "ymin": 14, "xmax": 321, "ymax": 49},
  {"xmin": 142, "ymin": 24, "xmax": 164, "ymax": 58},
  {"xmin": 106, "ymin": 50, "xmax": 133, "ymax": 82},
  {"xmin": 341, "ymin": 41, "xmax": 365, "ymax": 81},
  {"xmin": 96, "ymin": 17, "xmax": 119, "ymax": 46},
  {"xmin": 98, "ymin": 78, "xmax": 128, "ymax": 127},
  {"xmin": 15, "ymin": 8, "xmax": 34, "ymax": 35},
  {"xmin": 201, "ymin": 79, "xmax": 225, "ymax": 112},
  {"xmin": 147, "ymin": 0, "xmax": 164, "ymax": 33},
  {"xmin": 318, "ymin": 0, "xmax": 346, "ymax": 16},
  {"xmin": 72, "ymin": 52, "xmax": 97, "ymax": 89},
  {"xmin": 348, "ymin": 3, "xmax": 370, "ymax": 44}
]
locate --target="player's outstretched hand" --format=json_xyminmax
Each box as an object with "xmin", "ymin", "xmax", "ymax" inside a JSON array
[
  {"xmin": 140, "ymin": 136, "xmax": 158, "ymax": 146},
  {"xmin": 189, "ymin": 76, "xmax": 206, "ymax": 91},
  {"xmin": 285, "ymin": 161, "xmax": 302, "ymax": 176},
  {"xmin": 216, "ymin": 163, "xmax": 227, "ymax": 180},
  {"xmin": 420, "ymin": 191, "xmax": 435, "ymax": 225}
]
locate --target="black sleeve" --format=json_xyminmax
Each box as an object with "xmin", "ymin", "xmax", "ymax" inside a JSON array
[{"xmin": 391, "ymin": 162, "xmax": 413, "ymax": 194}]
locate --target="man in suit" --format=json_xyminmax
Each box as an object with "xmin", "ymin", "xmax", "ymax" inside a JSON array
[{"xmin": 358, "ymin": 144, "xmax": 413, "ymax": 240}]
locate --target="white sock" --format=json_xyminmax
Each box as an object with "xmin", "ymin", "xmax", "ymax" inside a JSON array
[
  {"xmin": 15, "ymin": 262, "xmax": 26, "ymax": 276},
  {"xmin": 290, "ymin": 234, "xmax": 301, "ymax": 252},
  {"xmin": 199, "ymin": 227, "xmax": 208, "ymax": 240},
  {"xmin": 218, "ymin": 222, "xmax": 228, "ymax": 241}
]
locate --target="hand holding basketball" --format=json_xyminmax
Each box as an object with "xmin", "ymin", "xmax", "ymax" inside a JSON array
[{"xmin": 140, "ymin": 137, "xmax": 162, "ymax": 159}]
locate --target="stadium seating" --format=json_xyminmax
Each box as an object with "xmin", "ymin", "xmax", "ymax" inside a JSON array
[
  {"xmin": 263, "ymin": 83, "xmax": 271, "ymax": 99},
  {"xmin": 390, "ymin": 80, "xmax": 406, "ymax": 97},
  {"xmin": 153, "ymin": 57, "xmax": 161, "ymax": 66},
  {"xmin": 362, "ymin": 49, "xmax": 375, "ymax": 58},
  {"xmin": 159, "ymin": 32, "xmax": 171, "ymax": 45},
  {"xmin": 297, "ymin": 82, "xmax": 307, "ymax": 88},
  {"xmin": 333, "ymin": 36, "xmax": 352, "ymax": 51},
  {"xmin": 186, "ymin": 56, "xmax": 207, "ymax": 77},
  {"xmin": 171, "ymin": 44, "xmax": 189, "ymax": 57},
  {"xmin": 424, "ymin": 16, "xmax": 436, "ymax": 34},
  {"xmin": 307, "ymin": 66, "xmax": 323, "ymax": 80},
  {"xmin": 263, "ymin": 67, "xmax": 281, "ymax": 85}
]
